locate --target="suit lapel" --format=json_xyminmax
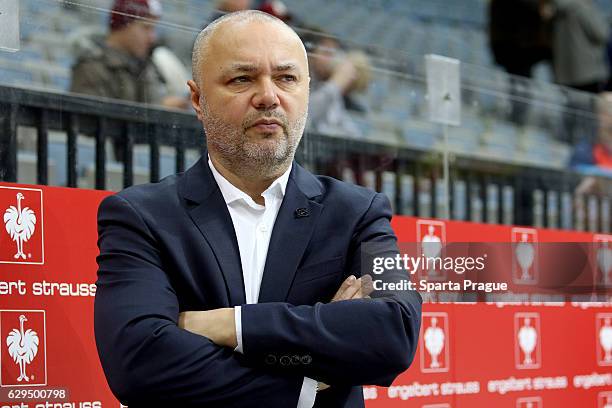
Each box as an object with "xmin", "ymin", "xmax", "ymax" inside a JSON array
[
  {"xmin": 179, "ymin": 157, "xmax": 246, "ymax": 306},
  {"xmin": 258, "ymin": 164, "xmax": 324, "ymax": 303}
]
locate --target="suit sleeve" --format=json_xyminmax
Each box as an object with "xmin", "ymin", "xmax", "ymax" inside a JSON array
[
  {"xmin": 94, "ymin": 194, "xmax": 303, "ymax": 407},
  {"xmin": 240, "ymin": 193, "xmax": 422, "ymax": 386}
]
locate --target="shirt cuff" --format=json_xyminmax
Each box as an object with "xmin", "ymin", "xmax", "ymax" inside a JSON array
[
  {"xmin": 297, "ymin": 377, "xmax": 318, "ymax": 408},
  {"xmin": 234, "ymin": 306, "xmax": 243, "ymax": 354}
]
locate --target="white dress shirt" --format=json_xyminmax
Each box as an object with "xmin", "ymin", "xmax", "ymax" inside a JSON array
[{"xmin": 208, "ymin": 158, "xmax": 318, "ymax": 408}]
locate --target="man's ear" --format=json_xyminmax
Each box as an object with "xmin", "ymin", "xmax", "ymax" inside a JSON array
[{"xmin": 187, "ymin": 80, "xmax": 204, "ymax": 121}]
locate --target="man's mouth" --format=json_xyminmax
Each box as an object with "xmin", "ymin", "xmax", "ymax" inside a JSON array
[{"xmin": 250, "ymin": 118, "xmax": 283, "ymax": 132}]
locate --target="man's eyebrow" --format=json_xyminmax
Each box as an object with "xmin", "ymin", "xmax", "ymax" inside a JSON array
[
  {"xmin": 223, "ymin": 63, "xmax": 300, "ymax": 75},
  {"xmin": 274, "ymin": 63, "xmax": 299, "ymax": 72},
  {"xmin": 223, "ymin": 64, "xmax": 259, "ymax": 75}
]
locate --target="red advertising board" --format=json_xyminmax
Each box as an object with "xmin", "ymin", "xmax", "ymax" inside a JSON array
[
  {"xmin": 0, "ymin": 183, "xmax": 109, "ymax": 407},
  {"xmin": 0, "ymin": 182, "xmax": 610, "ymax": 407}
]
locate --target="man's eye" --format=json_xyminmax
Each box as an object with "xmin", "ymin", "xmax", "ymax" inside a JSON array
[
  {"xmin": 230, "ymin": 76, "xmax": 250, "ymax": 84},
  {"xmin": 279, "ymin": 75, "xmax": 297, "ymax": 82}
]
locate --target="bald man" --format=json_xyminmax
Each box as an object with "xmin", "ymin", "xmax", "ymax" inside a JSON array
[{"xmin": 94, "ymin": 11, "xmax": 421, "ymax": 408}]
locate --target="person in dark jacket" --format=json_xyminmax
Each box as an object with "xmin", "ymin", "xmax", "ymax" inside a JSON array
[
  {"xmin": 94, "ymin": 11, "xmax": 422, "ymax": 407},
  {"xmin": 489, "ymin": 0, "xmax": 552, "ymax": 78},
  {"xmin": 489, "ymin": 0, "xmax": 552, "ymax": 123}
]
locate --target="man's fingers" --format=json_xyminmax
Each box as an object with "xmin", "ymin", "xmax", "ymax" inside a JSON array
[
  {"xmin": 331, "ymin": 275, "xmax": 357, "ymax": 301},
  {"xmin": 341, "ymin": 277, "xmax": 362, "ymax": 300},
  {"xmin": 361, "ymin": 274, "xmax": 374, "ymax": 297},
  {"xmin": 331, "ymin": 274, "xmax": 376, "ymax": 302},
  {"xmin": 317, "ymin": 382, "xmax": 331, "ymax": 391}
]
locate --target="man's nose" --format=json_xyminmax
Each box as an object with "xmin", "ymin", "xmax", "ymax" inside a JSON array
[{"xmin": 252, "ymin": 78, "xmax": 280, "ymax": 110}]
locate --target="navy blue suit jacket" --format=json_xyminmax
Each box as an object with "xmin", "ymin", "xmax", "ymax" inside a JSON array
[{"xmin": 95, "ymin": 157, "xmax": 422, "ymax": 407}]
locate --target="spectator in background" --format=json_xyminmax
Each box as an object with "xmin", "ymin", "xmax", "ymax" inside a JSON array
[
  {"xmin": 205, "ymin": 1, "xmax": 298, "ymax": 30},
  {"xmin": 70, "ymin": 0, "xmax": 188, "ymax": 109},
  {"xmin": 489, "ymin": 0, "xmax": 551, "ymax": 124},
  {"xmin": 205, "ymin": 0, "xmax": 252, "ymax": 26},
  {"xmin": 258, "ymin": 0, "xmax": 296, "ymax": 23},
  {"xmin": 570, "ymin": 92, "xmax": 612, "ymax": 196},
  {"xmin": 305, "ymin": 33, "xmax": 372, "ymax": 137},
  {"xmin": 541, "ymin": 0, "xmax": 609, "ymax": 93},
  {"xmin": 489, "ymin": 0, "xmax": 551, "ymax": 79},
  {"xmin": 607, "ymin": 25, "xmax": 612, "ymax": 91},
  {"xmin": 571, "ymin": 92, "xmax": 612, "ymax": 169},
  {"xmin": 540, "ymin": 0, "xmax": 610, "ymax": 142}
]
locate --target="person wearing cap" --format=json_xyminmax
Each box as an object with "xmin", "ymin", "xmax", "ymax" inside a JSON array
[{"xmin": 70, "ymin": 0, "xmax": 186, "ymax": 108}]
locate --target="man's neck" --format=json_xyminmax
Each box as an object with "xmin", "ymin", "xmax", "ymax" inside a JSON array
[{"xmin": 209, "ymin": 154, "xmax": 289, "ymax": 205}]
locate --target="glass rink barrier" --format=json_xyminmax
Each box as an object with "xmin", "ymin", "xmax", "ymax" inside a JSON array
[{"xmin": 0, "ymin": 1, "xmax": 611, "ymax": 407}]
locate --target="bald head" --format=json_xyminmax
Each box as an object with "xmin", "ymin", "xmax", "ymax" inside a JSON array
[{"xmin": 192, "ymin": 10, "xmax": 307, "ymax": 87}]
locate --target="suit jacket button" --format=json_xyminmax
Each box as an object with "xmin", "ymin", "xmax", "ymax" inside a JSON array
[
  {"xmin": 301, "ymin": 355, "xmax": 312, "ymax": 365},
  {"xmin": 280, "ymin": 355, "xmax": 291, "ymax": 366},
  {"xmin": 291, "ymin": 355, "xmax": 301, "ymax": 365},
  {"xmin": 265, "ymin": 354, "xmax": 277, "ymax": 365}
]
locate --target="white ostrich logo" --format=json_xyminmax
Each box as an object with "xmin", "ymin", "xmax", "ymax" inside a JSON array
[
  {"xmin": 6, "ymin": 315, "xmax": 39, "ymax": 382},
  {"xmin": 4, "ymin": 192, "xmax": 37, "ymax": 260}
]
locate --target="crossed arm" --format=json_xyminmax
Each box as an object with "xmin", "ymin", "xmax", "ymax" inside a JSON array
[
  {"xmin": 178, "ymin": 274, "xmax": 373, "ymax": 349},
  {"xmin": 178, "ymin": 275, "xmax": 373, "ymax": 392},
  {"xmin": 95, "ymin": 193, "xmax": 421, "ymax": 406}
]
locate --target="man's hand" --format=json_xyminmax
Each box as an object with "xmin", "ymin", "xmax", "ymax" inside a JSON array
[
  {"xmin": 177, "ymin": 276, "xmax": 373, "ymax": 391},
  {"xmin": 331, "ymin": 274, "xmax": 373, "ymax": 302},
  {"xmin": 178, "ymin": 308, "xmax": 237, "ymax": 349},
  {"xmin": 330, "ymin": 59, "xmax": 358, "ymax": 94}
]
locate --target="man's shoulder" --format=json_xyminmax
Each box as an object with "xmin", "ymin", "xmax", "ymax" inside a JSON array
[
  {"xmin": 106, "ymin": 172, "xmax": 185, "ymax": 213},
  {"xmin": 306, "ymin": 170, "xmax": 384, "ymax": 216},
  {"xmin": 314, "ymin": 173, "xmax": 376, "ymax": 200}
]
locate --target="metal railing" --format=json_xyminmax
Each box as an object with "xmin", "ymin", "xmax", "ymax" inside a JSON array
[{"xmin": 0, "ymin": 84, "xmax": 609, "ymax": 233}]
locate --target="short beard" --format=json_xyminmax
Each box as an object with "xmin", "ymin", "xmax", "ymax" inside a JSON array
[{"xmin": 200, "ymin": 99, "xmax": 307, "ymax": 180}]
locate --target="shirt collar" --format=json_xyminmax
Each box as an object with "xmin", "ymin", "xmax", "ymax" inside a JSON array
[{"xmin": 208, "ymin": 155, "xmax": 291, "ymax": 207}]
